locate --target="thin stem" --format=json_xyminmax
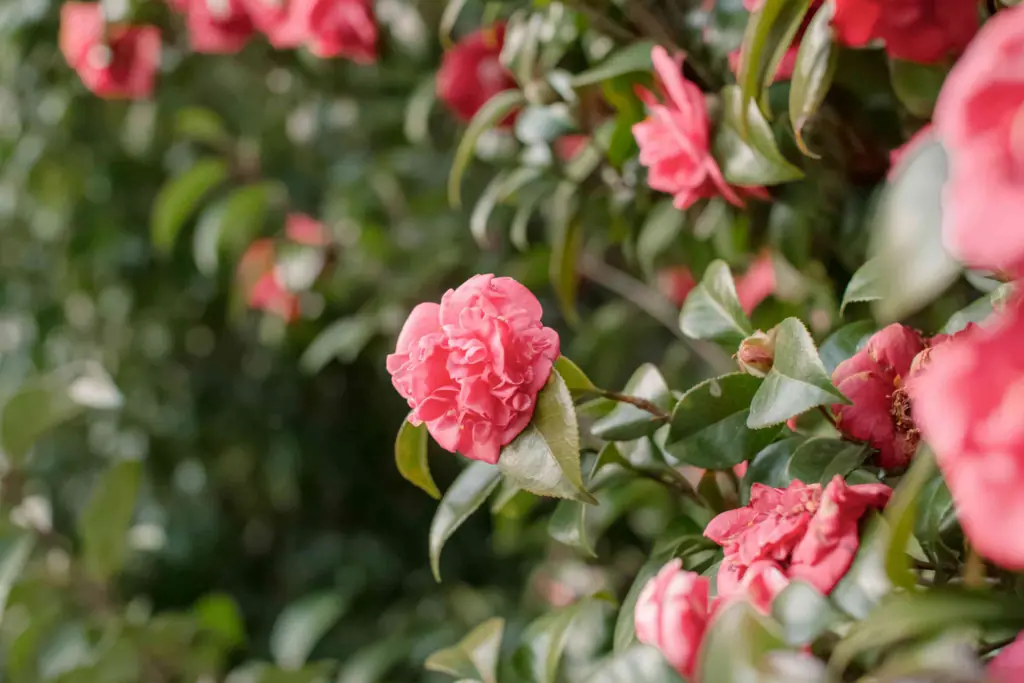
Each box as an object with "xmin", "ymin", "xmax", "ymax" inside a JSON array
[
  {"xmin": 561, "ymin": 0, "xmax": 639, "ymax": 43},
  {"xmin": 599, "ymin": 389, "xmax": 671, "ymax": 421},
  {"xmin": 818, "ymin": 405, "xmax": 839, "ymax": 428}
]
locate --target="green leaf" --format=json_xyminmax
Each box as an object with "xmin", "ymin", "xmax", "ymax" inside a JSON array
[
  {"xmin": 699, "ymin": 601, "xmax": 786, "ymax": 683},
  {"xmin": 193, "ymin": 182, "xmax": 274, "ymax": 276},
  {"xmin": 151, "ymin": 158, "xmax": 230, "ymax": 254},
  {"xmin": 549, "ymin": 182, "xmax": 582, "ymax": 325},
  {"xmin": 637, "ymin": 199, "xmax": 685, "ymax": 276},
  {"xmin": 449, "ymin": 89, "xmax": 527, "ymax": 207},
  {"xmin": 841, "ymin": 257, "xmax": 885, "ymax": 313},
  {"xmin": 739, "ymin": 0, "xmax": 814, "ymax": 113},
  {"xmin": 818, "ymin": 320, "xmax": 875, "ymax": 374},
  {"xmin": 748, "ymin": 317, "xmax": 848, "ymax": 429},
  {"xmin": 470, "ymin": 166, "xmax": 543, "ymax": 248},
  {"xmin": 667, "ymin": 373, "xmax": 774, "ymax": 469},
  {"xmin": 514, "ymin": 600, "xmax": 597, "ymax": 683},
  {"xmin": 299, "ymin": 315, "xmax": 378, "ymax": 373},
  {"xmin": 394, "ymin": 419, "xmax": 440, "ymax": 500},
  {"xmin": 79, "ymin": 459, "xmax": 141, "ymax": 581},
  {"xmin": 269, "ymin": 593, "xmax": 346, "ymax": 670},
  {"xmin": 741, "ymin": 436, "xmax": 804, "ymax": 503},
  {"xmin": 515, "ymin": 104, "xmax": 575, "ymax": 145},
  {"xmin": 195, "ymin": 593, "xmax": 247, "ymax": 648},
  {"xmin": 425, "ymin": 618, "xmax": 504, "ymax": 683},
  {"xmin": 889, "ymin": 59, "xmax": 947, "ymax": 119},
  {"xmin": 830, "ymin": 513, "xmax": 892, "ymax": 619},
  {"xmin": 429, "ymin": 461, "xmax": 501, "ymax": 581},
  {"xmin": 499, "ymin": 370, "xmax": 594, "ymax": 503},
  {"xmin": 679, "ymin": 260, "xmax": 753, "ymax": 346},
  {"xmin": 828, "ymin": 591, "xmax": 1024, "ymax": 679},
  {"xmin": 941, "ymin": 282, "xmax": 1013, "ymax": 334},
  {"xmin": 548, "ymin": 498, "xmax": 595, "ymax": 558},
  {"xmin": 870, "ymin": 136, "xmax": 961, "ymax": 321},
  {"xmin": 175, "ymin": 106, "xmax": 231, "ymax": 146},
  {"xmin": 439, "ymin": 0, "xmax": 470, "ymax": 46},
  {"xmin": 788, "ymin": 2, "xmax": 838, "ymax": 156},
  {"xmin": 586, "ymin": 645, "xmax": 685, "ymax": 683},
  {"xmin": 2, "ymin": 380, "xmax": 80, "ymax": 466},
  {"xmin": 591, "ymin": 364, "xmax": 672, "ymax": 441},
  {"xmin": 786, "ymin": 437, "xmax": 871, "ymax": 485},
  {"xmin": 553, "ymin": 356, "xmax": 597, "ymax": 393},
  {"xmin": 404, "ymin": 76, "xmax": 438, "ymax": 145},
  {"xmin": 570, "ymin": 42, "xmax": 656, "ymax": 88},
  {"xmin": 772, "ymin": 581, "xmax": 842, "ymax": 646},
  {"xmin": 0, "ymin": 535, "xmax": 34, "ymax": 625},
  {"xmin": 714, "ymin": 86, "xmax": 805, "ymax": 186},
  {"xmin": 884, "ymin": 450, "xmax": 936, "ymax": 591}
]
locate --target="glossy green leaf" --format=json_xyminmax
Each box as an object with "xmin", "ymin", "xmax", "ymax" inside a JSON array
[
  {"xmin": 679, "ymin": 260, "xmax": 753, "ymax": 346},
  {"xmin": 741, "ymin": 436, "xmax": 804, "ymax": 503},
  {"xmin": 788, "ymin": 2, "xmax": 837, "ymax": 156},
  {"xmin": 586, "ymin": 644, "xmax": 685, "ymax": 683},
  {"xmin": 637, "ymin": 199, "xmax": 685, "ymax": 276},
  {"xmin": 429, "ymin": 461, "xmax": 501, "ymax": 581},
  {"xmin": 269, "ymin": 593, "xmax": 347, "ymax": 670},
  {"xmin": 425, "ymin": 618, "xmax": 504, "ymax": 683},
  {"xmin": 193, "ymin": 182, "xmax": 274, "ymax": 276},
  {"xmin": 715, "ymin": 90, "xmax": 804, "ymax": 186},
  {"xmin": 499, "ymin": 370, "xmax": 594, "ymax": 503},
  {"xmin": 151, "ymin": 158, "xmax": 230, "ymax": 254},
  {"xmin": 0, "ymin": 535, "xmax": 34, "ymax": 625},
  {"xmin": 553, "ymin": 356, "xmax": 597, "ymax": 394},
  {"xmin": 889, "ymin": 59, "xmax": 947, "ymax": 119},
  {"xmin": 79, "ymin": 459, "xmax": 141, "ymax": 581},
  {"xmin": 667, "ymin": 373, "xmax": 776, "ymax": 469},
  {"xmin": 841, "ymin": 258, "xmax": 885, "ymax": 313},
  {"xmin": 884, "ymin": 450, "xmax": 936, "ymax": 591},
  {"xmin": 786, "ymin": 437, "xmax": 871, "ymax": 485},
  {"xmin": 739, "ymin": 0, "xmax": 814, "ymax": 113},
  {"xmin": 772, "ymin": 581, "xmax": 842, "ymax": 646},
  {"xmin": 870, "ymin": 137, "xmax": 961, "ymax": 321},
  {"xmin": 175, "ymin": 106, "xmax": 231, "ymax": 147},
  {"xmin": 748, "ymin": 317, "xmax": 848, "ymax": 429},
  {"xmin": 591, "ymin": 364, "xmax": 673, "ymax": 441},
  {"xmin": 548, "ymin": 498, "xmax": 595, "ymax": 558},
  {"xmin": 449, "ymin": 89, "xmax": 527, "ymax": 207},
  {"xmin": 818, "ymin": 320, "xmax": 875, "ymax": 374},
  {"xmin": 394, "ymin": 419, "xmax": 440, "ymax": 500},
  {"xmin": 570, "ymin": 41, "xmax": 656, "ymax": 88},
  {"xmin": 699, "ymin": 600, "xmax": 786, "ymax": 683},
  {"xmin": 299, "ymin": 314, "xmax": 378, "ymax": 373},
  {"xmin": 514, "ymin": 600, "xmax": 595, "ymax": 683}
]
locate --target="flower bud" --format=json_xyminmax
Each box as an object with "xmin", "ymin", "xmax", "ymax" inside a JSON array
[{"xmin": 737, "ymin": 328, "xmax": 777, "ymax": 378}]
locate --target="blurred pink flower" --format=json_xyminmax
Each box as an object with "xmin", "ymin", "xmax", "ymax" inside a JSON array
[
  {"xmin": 172, "ymin": 0, "xmax": 255, "ymax": 54},
  {"xmin": 735, "ymin": 252, "xmax": 776, "ymax": 314},
  {"xmin": 833, "ymin": 0, "xmax": 978, "ymax": 63},
  {"xmin": 304, "ymin": 0, "xmax": 377, "ymax": 62},
  {"xmin": 989, "ymin": 632, "xmax": 1024, "ymax": 683},
  {"xmin": 285, "ymin": 213, "xmax": 331, "ymax": 246},
  {"xmin": 237, "ymin": 239, "xmax": 301, "ymax": 322},
  {"xmin": 243, "ymin": 0, "xmax": 308, "ymax": 48},
  {"xmin": 386, "ymin": 275, "xmax": 560, "ymax": 464},
  {"xmin": 658, "ymin": 267, "xmax": 697, "ymax": 307},
  {"xmin": 634, "ymin": 559, "xmax": 714, "ymax": 679},
  {"xmin": 437, "ymin": 25, "xmax": 517, "ymax": 123},
  {"xmin": 60, "ymin": 3, "xmax": 160, "ymax": 99},
  {"xmin": 554, "ymin": 134, "xmax": 590, "ymax": 162},
  {"xmin": 888, "ymin": 124, "xmax": 933, "ymax": 179}
]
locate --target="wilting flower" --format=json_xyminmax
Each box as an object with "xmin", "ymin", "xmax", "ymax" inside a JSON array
[
  {"xmin": 989, "ymin": 632, "xmax": 1024, "ymax": 683},
  {"xmin": 436, "ymin": 25, "xmax": 517, "ymax": 123},
  {"xmin": 831, "ymin": 324, "xmax": 927, "ymax": 469},
  {"xmin": 910, "ymin": 299, "xmax": 1024, "ymax": 569},
  {"xmin": 658, "ymin": 267, "xmax": 697, "ymax": 307},
  {"xmin": 634, "ymin": 559, "xmax": 714, "ymax": 679},
  {"xmin": 60, "ymin": 2, "xmax": 161, "ymax": 99},
  {"xmin": 933, "ymin": 5, "xmax": 1024, "ymax": 276},
  {"xmin": 386, "ymin": 275, "xmax": 560, "ymax": 464},
  {"xmin": 171, "ymin": 0, "xmax": 255, "ymax": 54},
  {"xmin": 705, "ymin": 477, "xmax": 891, "ymax": 606},
  {"xmin": 832, "ymin": 0, "xmax": 978, "ymax": 64}
]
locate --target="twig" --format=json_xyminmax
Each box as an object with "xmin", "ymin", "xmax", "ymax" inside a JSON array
[
  {"xmin": 818, "ymin": 405, "xmax": 839, "ymax": 428},
  {"xmin": 599, "ymin": 390, "xmax": 671, "ymax": 421}
]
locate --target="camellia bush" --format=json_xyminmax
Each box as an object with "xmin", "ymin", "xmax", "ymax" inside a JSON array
[{"xmin": 5, "ymin": 0, "xmax": 1024, "ymax": 682}]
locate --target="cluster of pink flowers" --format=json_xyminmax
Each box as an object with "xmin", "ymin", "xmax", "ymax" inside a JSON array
[{"xmin": 59, "ymin": 0, "xmax": 377, "ymax": 99}]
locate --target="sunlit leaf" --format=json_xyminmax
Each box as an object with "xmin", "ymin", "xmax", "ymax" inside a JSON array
[
  {"xmin": 151, "ymin": 158, "xmax": 229, "ymax": 254},
  {"xmin": 394, "ymin": 418, "xmax": 440, "ymax": 500}
]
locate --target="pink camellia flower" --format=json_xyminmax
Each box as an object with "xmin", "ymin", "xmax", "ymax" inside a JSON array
[
  {"xmin": 386, "ymin": 275, "xmax": 560, "ymax": 464},
  {"xmin": 657, "ymin": 267, "xmax": 697, "ymax": 307},
  {"xmin": 285, "ymin": 213, "xmax": 331, "ymax": 246},
  {"xmin": 172, "ymin": 0, "xmax": 255, "ymax": 54},
  {"xmin": 303, "ymin": 0, "xmax": 377, "ymax": 62},
  {"xmin": 59, "ymin": 3, "xmax": 161, "ymax": 99},
  {"xmin": 832, "ymin": 0, "xmax": 978, "ymax": 64},
  {"xmin": 705, "ymin": 477, "xmax": 891, "ymax": 605},
  {"xmin": 735, "ymin": 252, "xmax": 777, "ymax": 314},
  {"xmin": 989, "ymin": 633, "xmax": 1024, "ymax": 683},
  {"xmin": 237, "ymin": 239, "xmax": 301, "ymax": 322},
  {"xmin": 242, "ymin": 0, "xmax": 308, "ymax": 48},
  {"xmin": 831, "ymin": 324, "xmax": 927, "ymax": 469},
  {"xmin": 888, "ymin": 124, "xmax": 933, "ymax": 180},
  {"xmin": 634, "ymin": 559, "xmax": 714, "ymax": 679},
  {"xmin": 910, "ymin": 299, "xmax": 1024, "ymax": 569},
  {"xmin": 437, "ymin": 25, "xmax": 517, "ymax": 123},
  {"xmin": 633, "ymin": 46, "xmax": 766, "ymax": 210},
  {"xmin": 933, "ymin": 5, "xmax": 1024, "ymax": 277}
]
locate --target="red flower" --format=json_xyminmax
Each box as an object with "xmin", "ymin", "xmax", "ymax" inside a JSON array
[
  {"xmin": 990, "ymin": 632, "xmax": 1024, "ymax": 683},
  {"xmin": 437, "ymin": 25, "xmax": 517, "ymax": 123},
  {"xmin": 59, "ymin": 3, "xmax": 160, "ymax": 100},
  {"xmin": 237, "ymin": 239, "xmax": 300, "ymax": 322},
  {"xmin": 304, "ymin": 0, "xmax": 377, "ymax": 62},
  {"xmin": 171, "ymin": 0, "xmax": 255, "ymax": 54},
  {"xmin": 705, "ymin": 478, "xmax": 891, "ymax": 606},
  {"xmin": 833, "ymin": 0, "xmax": 979, "ymax": 64},
  {"xmin": 657, "ymin": 267, "xmax": 697, "ymax": 307},
  {"xmin": 933, "ymin": 5, "xmax": 1024, "ymax": 277}
]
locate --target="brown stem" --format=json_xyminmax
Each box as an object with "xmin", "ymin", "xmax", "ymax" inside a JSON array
[
  {"xmin": 817, "ymin": 405, "xmax": 838, "ymax": 428},
  {"xmin": 599, "ymin": 390, "xmax": 671, "ymax": 421}
]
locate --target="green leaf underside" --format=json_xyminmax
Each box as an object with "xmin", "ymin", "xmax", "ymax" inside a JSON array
[
  {"xmin": 426, "ymin": 618, "xmax": 504, "ymax": 683},
  {"xmin": 395, "ymin": 419, "xmax": 440, "ymax": 500},
  {"xmin": 515, "ymin": 600, "xmax": 596, "ymax": 683},
  {"xmin": 429, "ymin": 461, "xmax": 502, "ymax": 581},
  {"xmin": 679, "ymin": 260, "xmax": 753, "ymax": 346},
  {"xmin": 747, "ymin": 317, "xmax": 847, "ymax": 429}
]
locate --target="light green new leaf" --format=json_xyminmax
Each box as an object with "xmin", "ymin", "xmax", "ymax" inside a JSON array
[
  {"xmin": 553, "ymin": 356, "xmax": 597, "ymax": 394},
  {"xmin": 713, "ymin": 87, "xmax": 804, "ymax": 187},
  {"xmin": 429, "ymin": 461, "xmax": 501, "ymax": 581},
  {"xmin": 269, "ymin": 593, "xmax": 347, "ymax": 670},
  {"xmin": 514, "ymin": 600, "xmax": 596, "ymax": 683},
  {"xmin": 425, "ymin": 618, "xmax": 504, "ymax": 683},
  {"xmin": 79, "ymin": 459, "xmax": 141, "ymax": 581},
  {"xmin": 699, "ymin": 601, "xmax": 786, "ymax": 683},
  {"xmin": 788, "ymin": 2, "xmax": 838, "ymax": 156},
  {"xmin": 570, "ymin": 41, "xmax": 656, "ymax": 88},
  {"xmin": 151, "ymin": 158, "xmax": 230, "ymax": 253},
  {"xmin": 404, "ymin": 76, "xmax": 438, "ymax": 145},
  {"xmin": 395, "ymin": 418, "xmax": 440, "ymax": 500},
  {"xmin": 591, "ymin": 364, "xmax": 672, "ymax": 441},
  {"xmin": 772, "ymin": 581, "xmax": 842, "ymax": 646},
  {"xmin": 748, "ymin": 317, "xmax": 848, "ymax": 429},
  {"xmin": 870, "ymin": 137, "xmax": 961, "ymax": 321},
  {"xmin": 679, "ymin": 260, "xmax": 753, "ymax": 346},
  {"xmin": 667, "ymin": 373, "xmax": 776, "ymax": 470},
  {"xmin": 739, "ymin": 0, "xmax": 814, "ymax": 113},
  {"xmin": 841, "ymin": 258, "xmax": 885, "ymax": 313},
  {"xmin": 449, "ymin": 89, "xmax": 527, "ymax": 207},
  {"xmin": 786, "ymin": 437, "xmax": 871, "ymax": 485},
  {"xmin": 499, "ymin": 370, "xmax": 594, "ymax": 503}
]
